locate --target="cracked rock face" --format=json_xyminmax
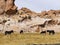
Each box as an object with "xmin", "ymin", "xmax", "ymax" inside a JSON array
[{"xmin": 0, "ymin": 0, "xmax": 17, "ymax": 15}]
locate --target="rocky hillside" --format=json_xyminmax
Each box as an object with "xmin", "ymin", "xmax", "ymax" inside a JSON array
[{"xmin": 0, "ymin": 0, "xmax": 60, "ymax": 33}]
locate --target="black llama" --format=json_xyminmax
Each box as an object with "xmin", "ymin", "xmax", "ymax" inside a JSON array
[
  {"xmin": 5, "ymin": 30, "xmax": 14, "ymax": 35},
  {"xmin": 47, "ymin": 30, "xmax": 55, "ymax": 35}
]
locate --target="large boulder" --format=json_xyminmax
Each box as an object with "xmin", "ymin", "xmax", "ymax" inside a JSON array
[
  {"xmin": 5, "ymin": 0, "xmax": 17, "ymax": 14},
  {"xmin": 0, "ymin": 0, "xmax": 17, "ymax": 15},
  {"xmin": 0, "ymin": 0, "xmax": 5, "ymax": 14},
  {"xmin": 47, "ymin": 10, "xmax": 56, "ymax": 15},
  {"xmin": 18, "ymin": 7, "xmax": 37, "ymax": 17}
]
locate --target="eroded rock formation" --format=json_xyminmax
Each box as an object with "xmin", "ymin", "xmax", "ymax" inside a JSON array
[
  {"xmin": 0, "ymin": 0, "xmax": 17, "ymax": 15},
  {"xmin": 0, "ymin": 0, "xmax": 5, "ymax": 14},
  {"xmin": 18, "ymin": 7, "xmax": 37, "ymax": 17},
  {"xmin": 5, "ymin": 0, "xmax": 17, "ymax": 14}
]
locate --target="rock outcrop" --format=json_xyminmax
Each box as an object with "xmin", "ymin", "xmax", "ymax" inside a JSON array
[
  {"xmin": 18, "ymin": 7, "xmax": 37, "ymax": 17},
  {"xmin": 5, "ymin": 0, "xmax": 17, "ymax": 14},
  {"xmin": 0, "ymin": 0, "xmax": 5, "ymax": 14},
  {"xmin": 39, "ymin": 10, "xmax": 60, "ymax": 19},
  {"xmin": 0, "ymin": 0, "xmax": 17, "ymax": 15}
]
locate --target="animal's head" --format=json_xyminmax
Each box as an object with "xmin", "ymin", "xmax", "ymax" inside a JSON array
[
  {"xmin": 47, "ymin": 30, "xmax": 50, "ymax": 32},
  {"xmin": 11, "ymin": 30, "xmax": 14, "ymax": 32}
]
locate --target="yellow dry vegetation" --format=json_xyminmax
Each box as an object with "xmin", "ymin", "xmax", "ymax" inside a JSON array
[{"xmin": 0, "ymin": 33, "xmax": 60, "ymax": 45}]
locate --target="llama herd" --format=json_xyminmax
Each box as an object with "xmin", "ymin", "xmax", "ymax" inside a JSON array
[
  {"xmin": 5, "ymin": 30, "xmax": 23, "ymax": 35},
  {"xmin": 4, "ymin": 29, "xmax": 55, "ymax": 35},
  {"xmin": 0, "ymin": 15, "xmax": 55, "ymax": 35},
  {"xmin": 40, "ymin": 30, "xmax": 55, "ymax": 35}
]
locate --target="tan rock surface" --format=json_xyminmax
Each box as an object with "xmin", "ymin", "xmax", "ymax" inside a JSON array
[
  {"xmin": 0, "ymin": 0, "xmax": 17, "ymax": 15},
  {"xmin": 0, "ymin": 0, "xmax": 5, "ymax": 14}
]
